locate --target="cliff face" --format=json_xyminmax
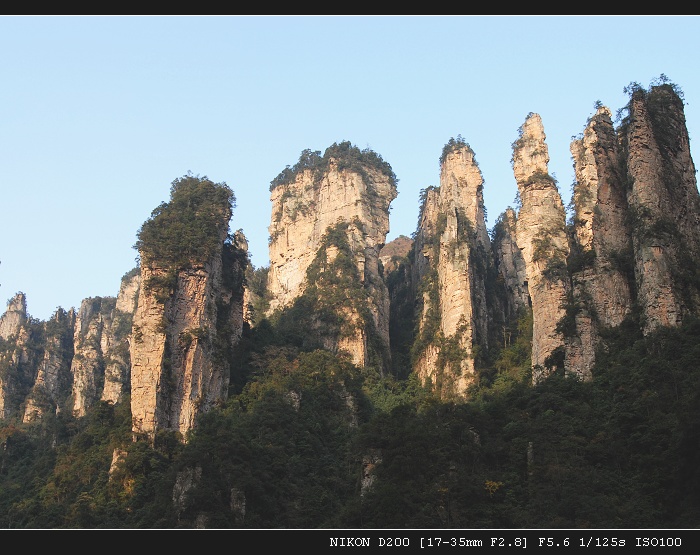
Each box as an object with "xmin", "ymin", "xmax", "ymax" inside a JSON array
[
  {"xmin": 102, "ymin": 271, "xmax": 140, "ymax": 406},
  {"xmin": 411, "ymin": 140, "xmax": 494, "ymax": 398},
  {"xmin": 130, "ymin": 176, "xmax": 247, "ymax": 442},
  {"xmin": 266, "ymin": 143, "xmax": 397, "ymax": 369},
  {"xmin": 491, "ymin": 208, "xmax": 529, "ymax": 321},
  {"xmin": 22, "ymin": 307, "xmax": 75, "ymax": 423},
  {"xmin": 131, "ymin": 261, "xmax": 230, "ymax": 440},
  {"xmin": 0, "ymin": 293, "xmax": 27, "ymax": 341},
  {"xmin": 0, "ymin": 293, "xmax": 34, "ymax": 419},
  {"xmin": 621, "ymin": 85, "xmax": 700, "ymax": 334},
  {"xmin": 566, "ymin": 106, "xmax": 633, "ymax": 378},
  {"xmin": 511, "ymin": 114, "xmax": 570, "ymax": 383},
  {"xmin": 70, "ymin": 297, "xmax": 115, "ymax": 417},
  {"xmin": 71, "ymin": 270, "xmax": 140, "ymax": 418},
  {"xmin": 1, "ymin": 295, "xmax": 76, "ymax": 422}
]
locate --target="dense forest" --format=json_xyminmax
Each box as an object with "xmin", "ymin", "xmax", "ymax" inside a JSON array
[{"xmin": 1, "ymin": 299, "xmax": 700, "ymax": 528}]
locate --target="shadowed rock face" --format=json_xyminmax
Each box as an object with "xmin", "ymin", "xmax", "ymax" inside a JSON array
[
  {"xmin": 266, "ymin": 144, "xmax": 397, "ymax": 369},
  {"xmin": 621, "ymin": 85, "xmax": 700, "ymax": 334},
  {"xmin": 491, "ymin": 208, "xmax": 529, "ymax": 320},
  {"xmin": 2, "ymin": 298, "xmax": 75, "ymax": 423},
  {"xmin": 511, "ymin": 113, "xmax": 570, "ymax": 383},
  {"xmin": 22, "ymin": 308, "xmax": 75, "ymax": 423},
  {"xmin": 0, "ymin": 293, "xmax": 32, "ymax": 419},
  {"xmin": 70, "ymin": 271, "xmax": 141, "ymax": 419},
  {"xmin": 567, "ymin": 106, "xmax": 633, "ymax": 379},
  {"xmin": 411, "ymin": 142, "xmax": 493, "ymax": 399}
]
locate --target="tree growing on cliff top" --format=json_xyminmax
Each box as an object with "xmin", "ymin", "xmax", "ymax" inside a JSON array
[
  {"xmin": 134, "ymin": 173, "xmax": 235, "ymax": 270},
  {"xmin": 269, "ymin": 141, "xmax": 398, "ymax": 191}
]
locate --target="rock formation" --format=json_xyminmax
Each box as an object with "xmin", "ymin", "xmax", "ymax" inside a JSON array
[
  {"xmin": 130, "ymin": 175, "xmax": 247, "ymax": 442},
  {"xmin": 71, "ymin": 269, "xmax": 140, "ymax": 418},
  {"xmin": 101, "ymin": 269, "xmax": 140, "ymax": 405},
  {"xmin": 0, "ymin": 293, "xmax": 35, "ymax": 420},
  {"xmin": 266, "ymin": 142, "xmax": 397, "ymax": 370},
  {"xmin": 379, "ymin": 234, "xmax": 413, "ymax": 275},
  {"xmin": 0, "ymin": 293, "xmax": 28, "ymax": 341},
  {"xmin": 491, "ymin": 208, "xmax": 529, "ymax": 321},
  {"xmin": 2, "ymin": 79, "xmax": 700, "ymax": 434},
  {"xmin": 511, "ymin": 113, "xmax": 570, "ymax": 383},
  {"xmin": 566, "ymin": 105, "xmax": 633, "ymax": 378},
  {"xmin": 410, "ymin": 138, "xmax": 494, "ymax": 398},
  {"xmin": 619, "ymin": 83, "xmax": 700, "ymax": 334},
  {"xmin": 22, "ymin": 307, "xmax": 75, "ymax": 423},
  {"xmin": 70, "ymin": 297, "xmax": 115, "ymax": 417}
]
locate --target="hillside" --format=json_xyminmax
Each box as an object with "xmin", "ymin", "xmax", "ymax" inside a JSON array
[{"xmin": 1, "ymin": 77, "xmax": 699, "ymax": 529}]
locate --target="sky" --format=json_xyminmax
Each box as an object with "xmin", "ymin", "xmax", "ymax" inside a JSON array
[{"xmin": 2, "ymin": 15, "xmax": 700, "ymax": 322}]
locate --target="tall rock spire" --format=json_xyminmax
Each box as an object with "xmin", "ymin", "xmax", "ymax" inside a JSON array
[
  {"xmin": 0, "ymin": 292, "xmax": 27, "ymax": 341},
  {"xmin": 69, "ymin": 269, "xmax": 140, "ymax": 418},
  {"xmin": 411, "ymin": 138, "xmax": 493, "ymax": 399},
  {"xmin": 130, "ymin": 175, "xmax": 247, "ymax": 442},
  {"xmin": 22, "ymin": 307, "xmax": 75, "ymax": 422},
  {"xmin": 491, "ymin": 207, "xmax": 529, "ymax": 321},
  {"xmin": 567, "ymin": 105, "xmax": 633, "ymax": 378},
  {"xmin": 0, "ymin": 293, "xmax": 33, "ymax": 419},
  {"xmin": 621, "ymin": 83, "xmax": 700, "ymax": 333},
  {"xmin": 511, "ymin": 113, "xmax": 570, "ymax": 383}
]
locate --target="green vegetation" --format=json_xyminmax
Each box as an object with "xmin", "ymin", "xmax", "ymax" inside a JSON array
[
  {"xmin": 134, "ymin": 173, "xmax": 235, "ymax": 299},
  {"xmin": 439, "ymin": 135, "xmax": 476, "ymax": 166},
  {"xmin": 269, "ymin": 141, "xmax": 398, "ymax": 192},
  {"xmin": 264, "ymin": 221, "xmax": 389, "ymax": 382},
  {"xmin": 5, "ymin": 308, "xmax": 700, "ymax": 528},
  {"xmin": 532, "ymin": 228, "xmax": 569, "ymax": 282}
]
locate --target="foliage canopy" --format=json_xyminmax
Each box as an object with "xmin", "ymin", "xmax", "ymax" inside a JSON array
[{"xmin": 134, "ymin": 173, "xmax": 235, "ymax": 270}]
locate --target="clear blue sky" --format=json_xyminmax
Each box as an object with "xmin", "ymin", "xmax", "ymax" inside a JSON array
[{"xmin": 2, "ymin": 15, "xmax": 699, "ymax": 322}]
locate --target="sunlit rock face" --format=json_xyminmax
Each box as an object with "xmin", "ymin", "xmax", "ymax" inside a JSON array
[
  {"xmin": 411, "ymin": 141, "xmax": 493, "ymax": 399},
  {"xmin": 266, "ymin": 143, "xmax": 397, "ymax": 369},
  {"xmin": 0, "ymin": 292, "xmax": 27, "ymax": 341},
  {"xmin": 101, "ymin": 271, "xmax": 140, "ymax": 406},
  {"xmin": 511, "ymin": 113, "xmax": 570, "ymax": 383},
  {"xmin": 70, "ymin": 270, "xmax": 141, "ymax": 419},
  {"xmin": 130, "ymin": 177, "xmax": 247, "ymax": 442},
  {"xmin": 131, "ymin": 242, "xmax": 246, "ymax": 443}
]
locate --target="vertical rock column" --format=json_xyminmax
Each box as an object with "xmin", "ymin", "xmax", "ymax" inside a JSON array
[
  {"xmin": 623, "ymin": 84, "xmax": 700, "ymax": 333},
  {"xmin": 101, "ymin": 270, "xmax": 141, "ymax": 405},
  {"xmin": 567, "ymin": 106, "xmax": 633, "ymax": 378},
  {"xmin": 22, "ymin": 307, "xmax": 75, "ymax": 422},
  {"xmin": 0, "ymin": 293, "xmax": 32, "ymax": 419},
  {"xmin": 131, "ymin": 253, "xmax": 241, "ymax": 442},
  {"xmin": 0, "ymin": 293, "xmax": 28, "ymax": 341},
  {"xmin": 130, "ymin": 176, "xmax": 246, "ymax": 443},
  {"xmin": 411, "ymin": 141, "xmax": 493, "ymax": 399},
  {"xmin": 130, "ymin": 265, "xmax": 169, "ymax": 439},
  {"xmin": 70, "ymin": 297, "xmax": 110, "ymax": 418},
  {"xmin": 491, "ymin": 208, "xmax": 529, "ymax": 322},
  {"xmin": 512, "ymin": 114, "xmax": 570, "ymax": 383}
]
